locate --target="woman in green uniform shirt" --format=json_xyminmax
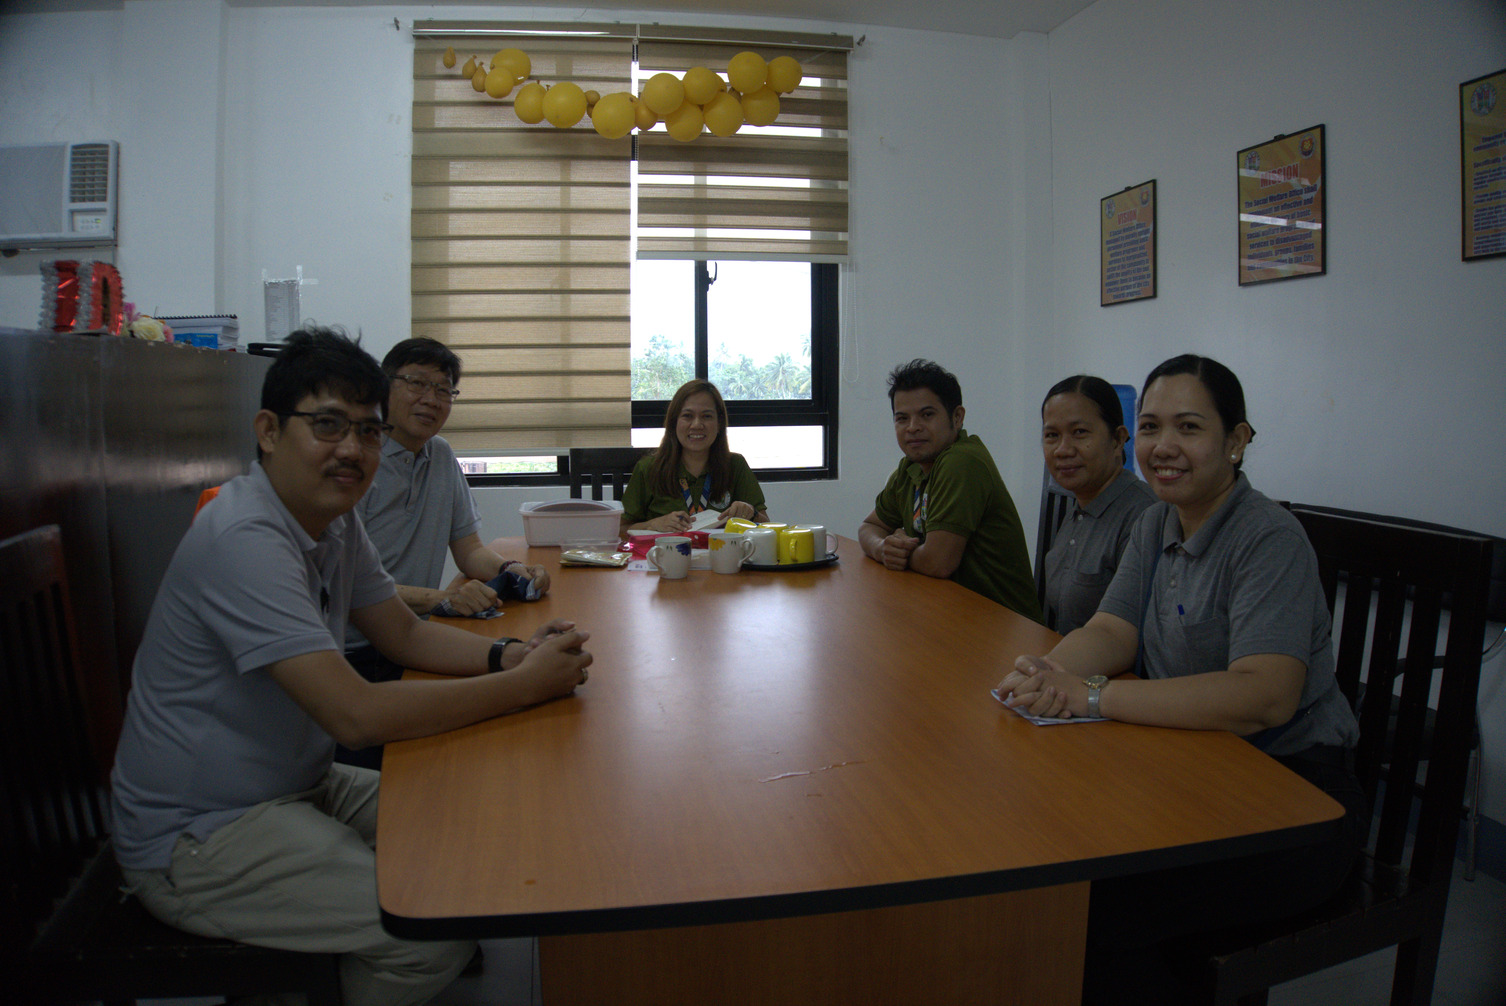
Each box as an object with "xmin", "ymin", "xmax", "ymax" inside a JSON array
[{"xmin": 621, "ymin": 380, "xmax": 768, "ymax": 533}]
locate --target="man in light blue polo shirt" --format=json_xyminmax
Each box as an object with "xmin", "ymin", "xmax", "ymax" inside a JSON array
[
  {"xmin": 110, "ymin": 328, "xmax": 593, "ymax": 1006},
  {"xmin": 338, "ymin": 338, "xmax": 551, "ymax": 769},
  {"xmin": 354, "ymin": 338, "xmax": 547, "ymax": 628}
]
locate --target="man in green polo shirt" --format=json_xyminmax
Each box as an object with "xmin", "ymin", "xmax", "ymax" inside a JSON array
[{"xmin": 858, "ymin": 359, "xmax": 1042, "ymax": 622}]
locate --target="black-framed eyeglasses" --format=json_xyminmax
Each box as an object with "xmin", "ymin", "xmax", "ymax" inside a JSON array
[
  {"xmin": 392, "ymin": 373, "xmax": 460, "ymax": 401},
  {"xmin": 280, "ymin": 411, "xmax": 393, "ymax": 447}
]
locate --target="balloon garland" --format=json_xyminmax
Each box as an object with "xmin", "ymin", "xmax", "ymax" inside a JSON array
[{"xmin": 443, "ymin": 45, "xmax": 803, "ymax": 142}]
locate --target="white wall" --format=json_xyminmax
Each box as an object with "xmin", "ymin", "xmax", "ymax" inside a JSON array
[
  {"xmin": 1045, "ymin": 0, "xmax": 1506, "ymax": 536},
  {"xmin": 2, "ymin": 0, "xmax": 1502, "ymax": 823},
  {"xmin": 1043, "ymin": 0, "xmax": 1506, "ymax": 823}
]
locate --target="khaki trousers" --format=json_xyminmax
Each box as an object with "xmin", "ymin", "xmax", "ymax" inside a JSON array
[{"xmin": 123, "ymin": 763, "xmax": 475, "ymax": 1006}]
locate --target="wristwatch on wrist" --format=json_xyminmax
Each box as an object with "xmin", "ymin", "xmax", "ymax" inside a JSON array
[
  {"xmin": 487, "ymin": 637, "xmax": 522, "ymax": 673},
  {"xmin": 1084, "ymin": 675, "xmax": 1109, "ymax": 719}
]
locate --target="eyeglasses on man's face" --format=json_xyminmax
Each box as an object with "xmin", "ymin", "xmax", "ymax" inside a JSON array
[
  {"xmin": 392, "ymin": 373, "xmax": 460, "ymax": 401},
  {"xmin": 280, "ymin": 411, "xmax": 393, "ymax": 448}
]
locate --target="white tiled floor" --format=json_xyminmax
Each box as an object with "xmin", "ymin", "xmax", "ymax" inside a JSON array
[{"xmin": 1269, "ymin": 859, "xmax": 1506, "ymax": 1006}]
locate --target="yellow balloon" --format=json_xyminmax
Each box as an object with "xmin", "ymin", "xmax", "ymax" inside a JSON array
[
  {"xmin": 740, "ymin": 85, "xmax": 780, "ymax": 126},
  {"xmin": 492, "ymin": 48, "xmax": 531, "ymax": 80},
  {"xmin": 664, "ymin": 100, "xmax": 704, "ymax": 142},
  {"xmin": 513, "ymin": 81, "xmax": 547, "ymax": 124},
  {"xmin": 591, "ymin": 91, "xmax": 635, "ymax": 139},
  {"xmin": 542, "ymin": 81, "xmax": 587, "ymax": 128},
  {"xmin": 461, "ymin": 55, "xmax": 476, "ymax": 78},
  {"xmin": 484, "ymin": 65, "xmax": 516, "ymax": 99},
  {"xmin": 470, "ymin": 65, "xmax": 487, "ymax": 92},
  {"xmin": 703, "ymin": 91, "xmax": 744, "ymax": 137},
  {"xmin": 633, "ymin": 98, "xmax": 659, "ymax": 131},
  {"xmin": 682, "ymin": 66, "xmax": 723, "ymax": 106},
  {"xmin": 584, "ymin": 89, "xmax": 601, "ymax": 108},
  {"xmin": 442, "ymin": 47, "xmax": 456, "ymax": 69},
  {"xmin": 642, "ymin": 72, "xmax": 686, "ymax": 116},
  {"xmin": 727, "ymin": 51, "xmax": 767, "ymax": 94},
  {"xmin": 766, "ymin": 55, "xmax": 803, "ymax": 94}
]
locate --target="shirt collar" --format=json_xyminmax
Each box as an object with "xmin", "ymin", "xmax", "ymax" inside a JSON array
[
  {"xmin": 1077, "ymin": 467, "xmax": 1134, "ymax": 519},
  {"xmin": 249, "ymin": 460, "xmax": 347, "ymax": 555},
  {"xmin": 1156, "ymin": 471, "xmax": 1252, "ymax": 556},
  {"xmin": 902, "ymin": 427, "xmax": 968, "ymax": 486},
  {"xmin": 383, "ymin": 434, "xmax": 429, "ymax": 462}
]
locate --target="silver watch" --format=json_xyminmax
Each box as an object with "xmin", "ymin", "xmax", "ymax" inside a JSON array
[{"xmin": 1084, "ymin": 675, "xmax": 1109, "ymax": 718}]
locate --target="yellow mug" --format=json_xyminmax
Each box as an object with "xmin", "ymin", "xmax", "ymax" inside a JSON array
[
  {"xmin": 777, "ymin": 526, "xmax": 815, "ymax": 564},
  {"xmin": 724, "ymin": 517, "xmax": 758, "ymax": 534}
]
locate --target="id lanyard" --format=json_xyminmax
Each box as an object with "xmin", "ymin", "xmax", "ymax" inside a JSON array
[
  {"xmin": 910, "ymin": 482, "xmax": 927, "ymax": 537},
  {"xmin": 680, "ymin": 472, "xmax": 712, "ymax": 514}
]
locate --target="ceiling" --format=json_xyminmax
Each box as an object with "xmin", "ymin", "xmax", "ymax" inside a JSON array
[
  {"xmin": 2, "ymin": 0, "xmax": 1100, "ymax": 40},
  {"xmin": 500, "ymin": 0, "xmax": 1101, "ymax": 39}
]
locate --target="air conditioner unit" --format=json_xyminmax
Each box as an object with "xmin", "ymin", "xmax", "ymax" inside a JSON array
[{"xmin": 0, "ymin": 141, "xmax": 118, "ymax": 251}]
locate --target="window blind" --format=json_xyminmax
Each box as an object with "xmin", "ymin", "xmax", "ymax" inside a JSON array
[
  {"xmin": 411, "ymin": 28, "xmax": 633, "ymax": 452},
  {"xmin": 636, "ymin": 36, "xmax": 849, "ymax": 262}
]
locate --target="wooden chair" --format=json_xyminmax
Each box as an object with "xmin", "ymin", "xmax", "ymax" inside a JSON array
[
  {"xmin": 1292, "ymin": 503, "xmax": 1504, "ymax": 882},
  {"xmin": 569, "ymin": 446, "xmax": 647, "ymax": 501},
  {"xmin": 1197, "ymin": 509, "xmax": 1494, "ymax": 1006},
  {"xmin": 1032, "ymin": 466, "xmax": 1076, "ymax": 612},
  {"xmin": 1, "ymin": 525, "xmax": 343, "ymax": 1006}
]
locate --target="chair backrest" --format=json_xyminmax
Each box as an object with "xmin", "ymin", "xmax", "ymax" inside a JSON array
[
  {"xmin": 1288, "ymin": 502, "xmax": 1506, "ymax": 622},
  {"xmin": 1288, "ymin": 507, "xmax": 1493, "ymax": 888},
  {"xmin": 0, "ymin": 525, "xmax": 108, "ymax": 964},
  {"xmin": 569, "ymin": 447, "xmax": 647, "ymax": 501},
  {"xmin": 194, "ymin": 485, "xmax": 222, "ymax": 516},
  {"xmin": 1033, "ymin": 467, "xmax": 1076, "ymax": 609}
]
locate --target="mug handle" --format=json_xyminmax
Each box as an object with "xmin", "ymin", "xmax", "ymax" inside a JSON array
[
  {"xmin": 647, "ymin": 545, "xmax": 665, "ymax": 573},
  {"xmin": 738, "ymin": 537, "xmax": 756, "ymax": 561}
]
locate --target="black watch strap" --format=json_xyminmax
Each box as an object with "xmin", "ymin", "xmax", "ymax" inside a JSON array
[{"xmin": 488, "ymin": 637, "xmax": 522, "ymax": 673}]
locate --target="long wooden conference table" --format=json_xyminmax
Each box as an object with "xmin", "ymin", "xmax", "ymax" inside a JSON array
[{"xmin": 377, "ymin": 535, "xmax": 1343, "ymax": 1005}]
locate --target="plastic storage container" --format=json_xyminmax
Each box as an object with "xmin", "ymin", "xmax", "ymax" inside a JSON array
[
  {"xmin": 158, "ymin": 314, "xmax": 239, "ymax": 351},
  {"xmin": 519, "ymin": 499, "xmax": 624, "ymax": 546}
]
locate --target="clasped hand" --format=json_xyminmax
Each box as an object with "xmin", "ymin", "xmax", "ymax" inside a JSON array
[
  {"xmin": 877, "ymin": 531, "xmax": 920, "ymax": 570},
  {"xmin": 995, "ymin": 654, "xmax": 1085, "ymax": 719},
  {"xmin": 517, "ymin": 619, "xmax": 593, "ymax": 692},
  {"xmin": 443, "ymin": 563, "xmax": 551, "ymax": 615}
]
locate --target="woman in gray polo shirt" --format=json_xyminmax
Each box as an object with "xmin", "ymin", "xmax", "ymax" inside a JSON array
[
  {"xmin": 998, "ymin": 354, "xmax": 1365, "ymax": 1005},
  {"xmin": 1038, "ymin": 375, "xmax": 1155, "ymax": 634}
]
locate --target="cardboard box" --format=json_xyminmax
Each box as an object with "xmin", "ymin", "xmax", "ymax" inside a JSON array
[{"xmin": 519, "ymin": 499, "xmax": 624, "ymax": 546}]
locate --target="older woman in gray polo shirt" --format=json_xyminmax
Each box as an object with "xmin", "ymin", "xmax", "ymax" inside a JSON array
[
  {"xmin": 1038, "ymin": 375, "xmax": 1155, "ymax": 634},
  {"xmin": 997, "ymin": 354, "xmax": 1365, "ymax": 1006}
]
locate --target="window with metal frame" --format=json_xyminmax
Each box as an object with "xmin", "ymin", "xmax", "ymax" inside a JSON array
[{"xmin": 410, "ymin": 21, "xmax": 849, "ymax": 483}]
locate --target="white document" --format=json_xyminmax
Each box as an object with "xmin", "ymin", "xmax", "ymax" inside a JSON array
[
  {"xmin": 991, "ymin": 687, "xmax": 1104, "ymax": 726},
  {"xmin": 264, "ymin": 278, "xmax": 300, "ymax": 341}
]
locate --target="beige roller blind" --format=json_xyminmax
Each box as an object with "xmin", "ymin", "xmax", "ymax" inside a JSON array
[
  {"xmin": 636, "ymin": 36, "xmax": 849, "ymax": 262},
  {"xmin": 411, "ymin": 28, "xmax": 633, "ymax": 452}
]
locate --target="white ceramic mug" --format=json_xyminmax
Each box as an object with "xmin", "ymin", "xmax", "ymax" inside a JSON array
[
  {"xmin": 708, "ymin": 532, "xmax": 755, "ymax": 574},
  {"xmin": 648, "ymin": 536, "xmax": 692, "ymax": 579},
  {"xmin": 744, "ymin": 527, "xmax": 779, "ymax": 565},
  {"xmin": 798, "ymin": 524, "xmax": 829, "ymax": 557}
]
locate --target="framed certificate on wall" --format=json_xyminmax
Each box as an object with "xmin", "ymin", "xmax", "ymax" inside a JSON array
[
  {"xmin": 1461, "ymin": 69, "xmax": 1506, "ymax": 261},
  {"xmin": 1236, "ymin": 125, "xmax": 1326, "ymax": 285},
  {"xmin": 1100, "ymin": 180, "xmax": 1157, "ymax": 306}
]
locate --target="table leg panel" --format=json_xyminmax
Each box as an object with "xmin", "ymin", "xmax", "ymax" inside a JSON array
[{"xmin": 538, "ymin": 882, "xmax": 1089, "ymax": 1005}]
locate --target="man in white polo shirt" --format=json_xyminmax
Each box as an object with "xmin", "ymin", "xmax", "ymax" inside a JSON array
[{"xmin": 110, "ymin": 327, "xmax": 592, "ymax": 1006}]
